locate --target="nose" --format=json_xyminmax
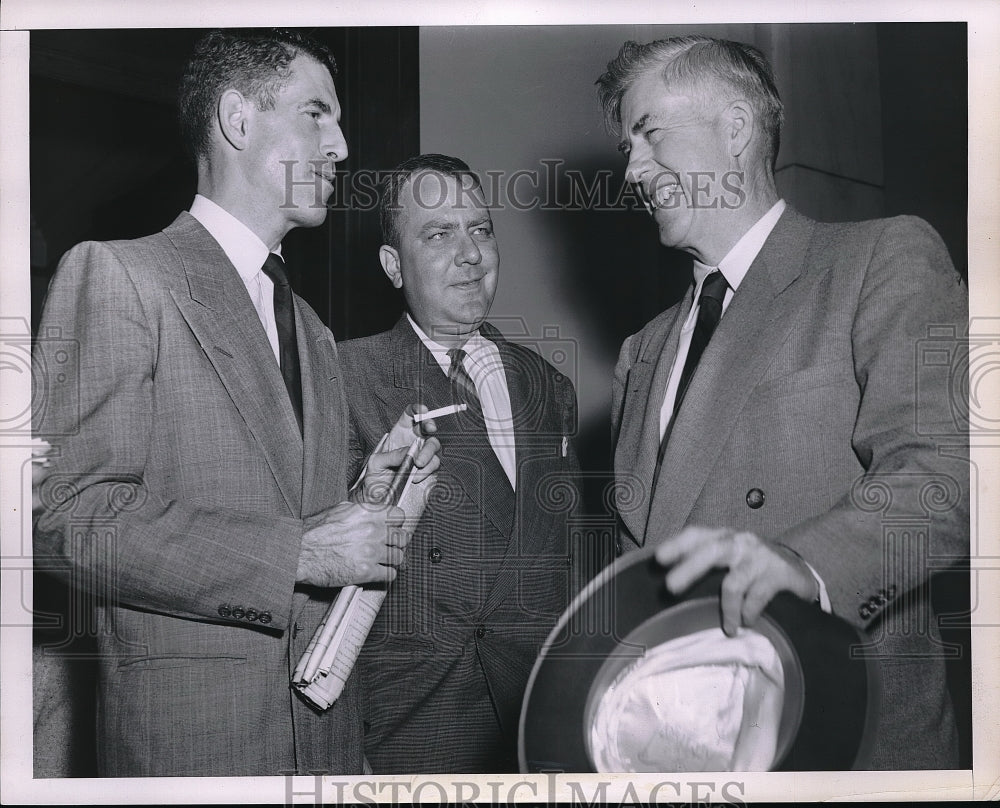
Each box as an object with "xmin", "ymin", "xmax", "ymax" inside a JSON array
[
  {"xmin": 624, "ymin": 140, "xmax": 650, "ymax": 187},
  {"xmin": 455, "ymin": 232, "xmax": 482, "ymax": 267},
  {"xmin": 323, "ymin": 122, "xmax": 349, "ymax": 164}
]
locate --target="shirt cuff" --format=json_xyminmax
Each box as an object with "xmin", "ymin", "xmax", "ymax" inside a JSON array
[
  {"xmin": 801, "ymin": 559, "xmax": 832, "ymax": 614},
  {"xmin": 777, "ymin": 543, "xmax": 832, "ymax": 614}
]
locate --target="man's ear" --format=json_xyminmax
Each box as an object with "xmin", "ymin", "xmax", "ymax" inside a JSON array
[
  {"xmin": 725, "ymin": 99, "xmax": 754, "ymax": 160},
  {"xmin": 217, "ymin": 89, "xmax": 250, "ymax": 151},
  {"xmin": 379, "ymin": 245, "xmax": 403, "ymax": 289}
]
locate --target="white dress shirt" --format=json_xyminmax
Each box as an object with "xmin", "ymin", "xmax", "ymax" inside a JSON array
[
  {"xmin": 189, "ymin": 194, "xmax": 282, "ymax": 364},
  {"xmin": 407, "ymin": 315, "xmax": 517, "ymax": 490}
]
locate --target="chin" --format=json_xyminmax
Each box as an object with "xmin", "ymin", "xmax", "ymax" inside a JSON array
[{"xmin": 293, "ymin": 208, "xmax": 329, "ymax": 230}]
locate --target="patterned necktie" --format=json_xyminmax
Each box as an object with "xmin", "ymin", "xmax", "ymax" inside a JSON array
[
  {"xmin": 447, "ymin": 347, "xmax": 483, "ymax": 416},
  {"xmin": 260, "ymin": 253, "xmax": 303, "ymax": 433},
  {"xmin": 653, "ymin": 269, "xmax": 730, "ymax": 478}
]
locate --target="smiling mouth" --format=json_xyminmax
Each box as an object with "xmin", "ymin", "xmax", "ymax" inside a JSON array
[{"xmin": 652, "ymin": 182, "xmax": 681, "ymax": 208}]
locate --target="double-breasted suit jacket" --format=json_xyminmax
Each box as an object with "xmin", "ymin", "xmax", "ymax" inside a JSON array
[
  {"xmin": 611, "ymin": 208, "xmax": 969, "ymax": 769},
  {"xmin": 339, "ymin": 316, "xmax": 580, "ymax": 773},
  {"xmin": 34, "ymin": 212, "xmax": 363, "ymax": 776}
]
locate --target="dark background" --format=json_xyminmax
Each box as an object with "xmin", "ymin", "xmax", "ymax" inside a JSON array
[{"xmin": 29, "ymin": 24, "xmax": 971, "ymax": 775}]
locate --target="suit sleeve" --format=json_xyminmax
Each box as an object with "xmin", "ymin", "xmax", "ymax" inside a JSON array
[
  {"xmin": 776, "ymin": 217, "xmax": 969, "ymax": 628},
  {"xmin": 33, "ymin": 242, "xmax": 303, "ymax": 630}
]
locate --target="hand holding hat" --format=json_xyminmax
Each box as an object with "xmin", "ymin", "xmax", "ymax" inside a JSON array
[{"xmin": 655, "ymin": 526, "xmax": 820, "ymax": 636}]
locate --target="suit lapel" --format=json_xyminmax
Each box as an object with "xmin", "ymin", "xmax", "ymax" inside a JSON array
[
  {"xmin": 381, "ymin": 318, "xmax": 515, "ymax": 539},
  {"xmin": 298, "ymin": 307, "xmax": 347, "ymax": 517},
  {"xmin": 480, "ymin": 326, "xmax": 568, "ymax": 620},
  {"xmin": 646, "ymin": 208, "xmax": 816, "ymax": 537},
  {"xmin": 614, "ymin": 298, "xmax": 692, "ymax": 545},
  {"xmin": 163, "ymin": 213, "xmax": 304, "ymax": 516}
]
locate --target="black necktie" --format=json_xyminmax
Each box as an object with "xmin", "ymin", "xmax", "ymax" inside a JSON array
[
  {"xmin": 653, "ymin": 269, "xmax": 729, "ymax": 478},
  {"xmin": 260, "ymin": 253, "xmax": 303, "ymax": 433},
  {"xmin": 447, "ymin": 347, "xmax": 482, "ymax": 416}
]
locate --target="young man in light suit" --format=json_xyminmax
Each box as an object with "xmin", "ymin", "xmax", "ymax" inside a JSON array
[
  {"xmin": 33, "ymin": 29, "xmax": 437, "ymax": 777},
  {"xmin": 338, "ymin": 154, "xmax": 580, "ymax": 773},
  {"xmin": 599, "ymin": 36, "xmax": 968, "ymax": 769}
]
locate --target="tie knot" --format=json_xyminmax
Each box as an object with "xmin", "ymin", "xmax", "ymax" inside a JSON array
[
  {"xmin": 699, "ymin": 270, "xmax": 729, "ymax": 305},
  {"xmin": 261, "ymin": 253, "xmax": 289, "ymax": 287},
  {"xmin": 447, "ymin": 347, "xmax": 468, "ymax": 370}
]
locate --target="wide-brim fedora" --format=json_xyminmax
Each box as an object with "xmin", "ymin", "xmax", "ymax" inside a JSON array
[{"xmin": 519, "ymin": 544, "xmax": 880, "ymax": 772}]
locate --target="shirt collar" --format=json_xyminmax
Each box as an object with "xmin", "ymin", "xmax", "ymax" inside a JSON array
[
  {"xmin": 189, "ymin": 194, "xmax": 280, "ymax": 282},
  {"xmin": 692, "ymin": 199, "xmax": 787, "ymax": 289},
  {"xmin": 406, "ymin": 314, "xmax": 491, "ymax": 373}
]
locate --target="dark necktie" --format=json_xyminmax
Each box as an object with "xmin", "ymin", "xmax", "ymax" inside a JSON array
[
  {"xmin": 653, "ymin": 269, "xmax": 729, "ymax": 479},
  {"xmin": 447, "ymin": 347, "xmax": 483, "ymax": 416},
  {"xmin": 260, "ymin": 253, "xmax": 303, "ymax": 433}
]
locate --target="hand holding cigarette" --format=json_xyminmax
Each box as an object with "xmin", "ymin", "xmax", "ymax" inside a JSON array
[{"xmin": 356, "ymin": 404, "xmax": 442, "ymax": 506}]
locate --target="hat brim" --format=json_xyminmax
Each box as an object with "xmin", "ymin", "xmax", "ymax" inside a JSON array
[{"xmin": 518, "ymin": 544, "xmax": 880, "ymax": 772}]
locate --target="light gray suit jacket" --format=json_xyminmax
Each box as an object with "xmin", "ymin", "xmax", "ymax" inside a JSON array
[
  {"xmin": 34, "ymin": 212, "xmax": 363, "ymax": 776},
  {"xmin": 612, "ymin": 208, "xmax": 969, "ymax": 769}
]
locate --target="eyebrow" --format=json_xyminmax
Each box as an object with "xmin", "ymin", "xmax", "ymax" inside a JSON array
[
  {"xmin": 419, "ymin": 219, "xmax": 458, "ymax": 233},
  {"xmin": 300, "ymin": 98, "xmax": 332, "ymax": 114},
  {"xmin": 618, "ymin": 112, "xmax": 653, "ymax": 153},
  {"xmin": 418, "ymin": 215, "xmax": 492, "ymax": 233},
  {"xmin": 630, "ymin": 113, "xmax": 652, "ymax": 136}
]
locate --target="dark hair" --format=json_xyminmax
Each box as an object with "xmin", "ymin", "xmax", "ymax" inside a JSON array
[
  {"xmin": 178, "ymin": 28, "xmax": 337, "ymax": 163},
  {"xmin": 379, "ymin": 154, "xmax": 483, "ymax": 249},
  {"xmin": 596, "ymin": 36, "xmax": 784, "ymax": 167}
]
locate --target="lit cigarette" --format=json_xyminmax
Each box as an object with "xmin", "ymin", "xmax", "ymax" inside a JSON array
[{"xmin": 412, "ymin": 403, "xmax": 467, "ymax": 423}]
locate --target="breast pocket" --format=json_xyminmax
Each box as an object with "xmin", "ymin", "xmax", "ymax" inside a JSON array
[{"xmin": 750, "ymin": 363, "xmax": 856, "ymax": 402}]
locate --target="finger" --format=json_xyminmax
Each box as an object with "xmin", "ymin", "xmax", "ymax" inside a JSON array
[
  {"xmin": 384, "ymin": 505, "xmax": 406, "ymax": 528},
  {"xmin": 410, "ymin": 404, "xmax": 439, "ymax": 436},
  {"xmin": 414, "ymin": 437, "xmax": 441, "ymax": 468},
  {"xmin": 655, "ymin": 525, "xmax": 728, "ymax": 568},
  {"xmin": 410, "ymin": 440, "xmax": 441, "ymax": 482},
  {"xmin": 662, "ymin": 532, "xmax": 732, "ymax": 594},
  {"xmin": 382, "ymin": 545, "xmax": 405, "ymax": 568},
  {"xmin": 720, "ymin": 568, "xmax": 753, "ymax": 636},
  {"xmin": 367, "ymin": 565, "xmax": 397, "ymax": 585},
  {"xmin": 741, "ymin": 577, "xmax": 779, "ymax": 629},
  {"xmin": 367, "ymin": 445, "xmax": 410, "ymax": 474}
]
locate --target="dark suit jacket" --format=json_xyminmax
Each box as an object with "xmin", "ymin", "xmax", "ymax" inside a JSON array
[
  {"xmin": 612, "ymin": 208, "xmax": 969, "ymax": 770},
  {"xmin": 34, "ymin": 212, "xmax": 363, "ymax": 776},
  {"xmin": 339, "ymin": 316, "xmax": 580, "ymax": 773}
]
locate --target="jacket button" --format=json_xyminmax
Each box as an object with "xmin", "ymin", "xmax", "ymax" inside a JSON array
[
  {"xmin": 475, "ymin": 626, "xmax": 487, "ymax": 639},
  {"xmin": 428, "ymin": 547, "xmax": 443, "ymax": 564},
  {"xmin": 231, "ymin": 606, "xmax": 246, "ymax": 620},
  {"xmin": 867, "ymin": 596, "xmax": 881, "ymax": 611},
  {"xmin": 746, "ymin": 488, "xmax": 765, "ymax": 509},
  {"xmin": 217, "ymin": 604, "xmax": 232, "ymax": 618},
  {"xmin": 859, "ymin": 604, "xmax": 872, "ymax": 619},
  {"xmin": 259, "ymin": 611, "xmax": 272, "ymax": 625},
  {"xmin": 245, "ymin": 608, "xmax": 259, "ymax": 622}
]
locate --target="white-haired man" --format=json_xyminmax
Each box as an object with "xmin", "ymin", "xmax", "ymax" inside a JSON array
[{"xmin": 600, "ymin": 36, "xmax": 968, "ymax": 769}]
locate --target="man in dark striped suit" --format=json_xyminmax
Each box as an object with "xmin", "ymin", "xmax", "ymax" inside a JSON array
[{"xmin": 339, "ymin": 154, "xmax": 580, "ymax": 773}]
